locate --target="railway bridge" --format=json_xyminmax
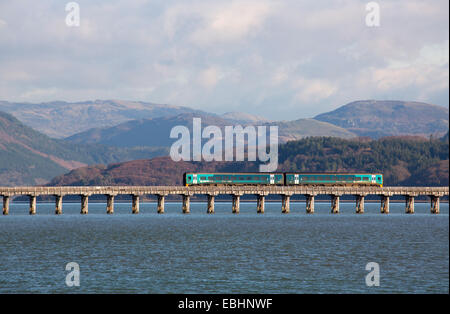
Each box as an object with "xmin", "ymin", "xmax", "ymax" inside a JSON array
[{"xmin": 0, "ymin": 186, "xmax": 448, "ymax": 215}]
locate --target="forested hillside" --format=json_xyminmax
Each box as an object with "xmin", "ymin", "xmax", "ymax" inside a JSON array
[
  {"xmin": 49, "ymin": 136, "xmax": 449, "ymax": 187},
  {"xmin": 277, "ymin": 136, "xmax": 448, "ymax": 186}
]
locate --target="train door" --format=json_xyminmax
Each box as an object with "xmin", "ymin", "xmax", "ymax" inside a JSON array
[
  {"xmin": 270, "ymin": 174, "xmax": 275, "ymax": 184},
  {"xmin": 193, "ymin": 174, "xmax": 198, "ymax": 184},
  {"xmin": 294, "ymin": 174, "xmax": 299, "ymax": 184}
]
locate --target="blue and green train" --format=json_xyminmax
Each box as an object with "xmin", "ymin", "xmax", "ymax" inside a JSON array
[{"xmin": 184, "ymin": 172, "xmax": 383, "ymax": 187}]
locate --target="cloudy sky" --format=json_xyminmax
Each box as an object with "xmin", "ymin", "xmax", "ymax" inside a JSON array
[{"xmin": 0, "ymin": 0, "xmax": 448, "ymax": 119}]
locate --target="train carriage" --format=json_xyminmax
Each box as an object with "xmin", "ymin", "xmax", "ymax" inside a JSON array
[
  {"xmin": 184, "ymin": 172, "xmax": 284, "ymax": 186},
  {"xmin": 285, "ymin": 173, "xmax": 383, "ymax": 187}
]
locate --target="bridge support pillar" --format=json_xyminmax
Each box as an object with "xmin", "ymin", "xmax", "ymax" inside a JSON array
[
  {"xmin": 232, "ymin": 195, "xmax": 240, "ymax": 214},
  {"xmin": 356, "ymin": 195, "xmax": 365, "ymax": 214},
  {"xmin": 207, "ymin": 195, "xmax": 215, "ymax": 214},
  {"xmin": 281, "ymin": 194, "xmax": 291, "ymax": 214},
  {"xmin": 430, "ymin": 195, "xmax": 440, "ymax": 214},
  {"xmin": 305, "ymin": 194, "xmax": 315, "ymax": 214},
  {"xmin": 80, "ymin": 195, "xmax": 89, "ymax": 215},
  {"xmin": 106, "ymin": 195, "xmax": 115, "ymax": 214},
  {"xmin": 156, "ymin": 195, "xmax": 165, "ymax": 214},
  {"xmin": 182, "ymin": 195, "xmax": 190, "ymax": 214},
  {"xmin": 29, "ymin": 195, "xmax": 36, "ymax": 215},
  {"xmin": 405, "ymin": 195, "xmax": 415, "ymax": 214},
  {"xmin": 2, "ymin": 195, "xmax": 10, "ymax": 215},
  {"xmin": 381, "ymin": 195, "xmax": 390, "ymax": 214},
  {"xmin": 257, "ymin": 195, "xmax": 265, "ymax": 214},
  {"xmin": 55, "ymin": 195, "xmax": 63, "ymax": 215},
  {"xmin": 132, "ymin": 195, "xmax": 140, "ymax": 214},
  {"xmin": 331, "ymin": 195, "xmax": 340, "ymax": 214}
]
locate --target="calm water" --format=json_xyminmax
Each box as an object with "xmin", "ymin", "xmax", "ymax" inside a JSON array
[{"xmin": 0, "ymin": 201, "xmax": 448, "ymax": 294}]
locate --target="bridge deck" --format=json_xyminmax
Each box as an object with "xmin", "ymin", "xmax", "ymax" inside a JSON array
[{"xmin": 0, "ymin": 185, "xmax": 448, "ymax": 196}]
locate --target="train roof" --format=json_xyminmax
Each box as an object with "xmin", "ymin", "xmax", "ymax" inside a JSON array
[{"xmin": 184, "ymin": 172, "xmax": 383, "ymax": 175}]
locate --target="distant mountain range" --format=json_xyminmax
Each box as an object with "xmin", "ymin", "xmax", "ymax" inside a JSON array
[
  {"xmin": 315, "ymin": 100, "xmax": 449, "ymax": 138},
  {"xmin": 2, "ymin": 100, "xmax": 448, "ymax": 142},
  {"xmin": 65, "ymin": 113, "xmax": 355, "ymax": 147},
  {"xmin": 0, "ymin": 100, "xmax": 268, "ymax": 139},
  {"xmin": 63, "ymin": 99, "xmax": 449, "ymax": 147}
]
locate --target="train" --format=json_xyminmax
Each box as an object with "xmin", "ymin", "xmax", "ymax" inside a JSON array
[{"xmin": 184, "ymin": 172, "xmax": 383, "ymax": 187}]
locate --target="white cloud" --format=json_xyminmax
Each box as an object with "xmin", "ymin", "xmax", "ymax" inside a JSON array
[
  {"xmin": 198, "ymin": 67, "xmax": 220, "ymax": 88},
  {"xmin": 164, "ymin": 0, "xmax": 273, "ymax": 45},
  {"xmin": 293, "ymin": 78, "xmax": 338, "ymax": 103},
  {"xmin": 192, "ymin": 0, "xmax": 272, "ymax": 44}
]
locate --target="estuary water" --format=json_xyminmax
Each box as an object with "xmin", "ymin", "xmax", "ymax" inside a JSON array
[{"xmin": 0, "ymin": 201, "xmax": 448, "ymax": 294}]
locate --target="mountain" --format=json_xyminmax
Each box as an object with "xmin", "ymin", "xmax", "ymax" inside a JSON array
[
  {"xmin": 49, "ymin": 136, "xmax": 449, "ymax": 187},
  {"xmin": 274, "ymin": 118, "xmax": 356, "ymax": 142},
  {"xmin": 314, "ymin": 100, "xmax": 449, "ymax": 138},
  {"xmin": 0, "ymin": 111, "xmax": 167, "ymax": 186},
  {"xmin": 65, "ymin": 113, "xmax": 234, "ymax": 147},
  {"xmin": 65, "ymin": 114, "xmax": 356, "ymax": 147},
  {"xmin": 0, "ymin": 99, "xmax": 212, "ymax": 138},
  {"xmin": 220, "ymin": 112, "xmax": 270, "ymax": 124}
]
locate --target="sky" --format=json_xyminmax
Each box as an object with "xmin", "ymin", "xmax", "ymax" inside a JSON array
[{"xmin": 0, "ymin": 0, "xmax": 448, "ymax": 120}]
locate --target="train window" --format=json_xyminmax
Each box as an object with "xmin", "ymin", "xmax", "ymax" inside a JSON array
[
  {"xmin": 363, "ymin": 177, "xmax": 369, "ymax": 181},
  {"xmin": 200, "ymin": 176, "xmax": 206, "ymax": 180}
]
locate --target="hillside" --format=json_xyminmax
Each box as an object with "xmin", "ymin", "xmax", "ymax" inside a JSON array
[
  {"xmin": 65, "ymin": 113, "xmax": 234, "ymax": 147},
  {"xmin": 314, "ymin": 100, "xmax": 449, "ymax": 138},
  {"xmin": 0, "ymin": 100, "xmax": 211, "ymax": 138},
  {"xmin": 49, "ymin": 136, "xmax": 449, "ymax": 187},
  {"xmin": 274, "ymin": 118, "xmax": 355, "ymax": 142},
  {"xmin": 0, "ymin": 111, "xmax": 167, "ymax": 186},
  {"xmin": 65, "ymin": 114, "xmax": 355, "ymax": 147}
]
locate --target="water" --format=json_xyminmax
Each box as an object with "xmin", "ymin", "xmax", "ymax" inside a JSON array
[{"xmin": 0, "ymin": 201, "xmax": 448, "ymax": 294}]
